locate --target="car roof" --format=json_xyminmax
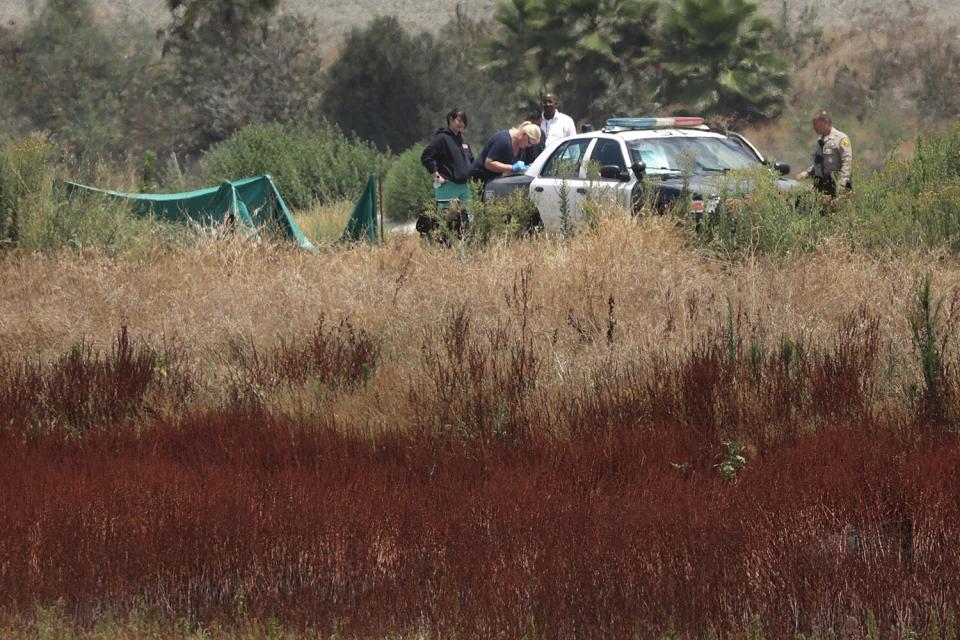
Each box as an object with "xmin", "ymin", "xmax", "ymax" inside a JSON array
[
  {"xmin": 526, "ymin": 127, "xmax": 762, "ymax": 176},
  {"xmin": 576, "ymin": 128, "xmax": 729, "ymax": 142}
]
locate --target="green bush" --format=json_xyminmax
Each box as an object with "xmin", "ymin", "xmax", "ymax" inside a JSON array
[
  {"xmin": 22, "ymin": 191, "xmax": 169, "ymax": 254},
  {"xmin": 467, "ymin": 186, "xmax": 540, "ymax": 245},
  {"xmin": 1, "ymin": 136, "xmax": 172, "ymax": 253},
  {"xmin": 3, "ymin": 0, "xmax": 162, "ymax": 159},
  {"xmin": 1, "ymin": 136, "xmax": 52, "ymax": 248},
  {"xmin": 838, "ymin": 123, "xmax": 960, "ymax": 252},
  {"xmin": 687, "ymin": 166, "xmax": 826, "ymax": 257},
  {"xmin": 382, "ymin": 144, "xmax": 432, "ymax": 222},
  {"xmin": 201, "ymin": 122, "xmax": 386, "ymax": 210},
  {"xmin": 682, "ymin": 124, "xmax": 960, "ymax": 257},
  {"xmin": 322, "ymin": 16, "xmax": 442, "ymax": 152}
]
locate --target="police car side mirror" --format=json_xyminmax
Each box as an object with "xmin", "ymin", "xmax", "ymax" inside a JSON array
[
  {"xmin": 774, "ymin": 161, "xmax": 790, "ymax": 176},
  {"xmin": 631, "ymin": 161, "xmax": 647, "ymax": 179},
  {"xmin": 600, "ymin": 164, "xmax": 630, "ymax": 181}
]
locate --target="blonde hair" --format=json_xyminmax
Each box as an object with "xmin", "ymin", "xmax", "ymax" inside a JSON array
[{"xmin": 512, "ymin": 121, "xmax": 542, "ymax": 144}]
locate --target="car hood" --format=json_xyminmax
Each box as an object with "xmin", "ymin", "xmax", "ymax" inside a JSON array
[{"xmin": 654, "ymin": 174, "xmax": 799, "ymax": 198}]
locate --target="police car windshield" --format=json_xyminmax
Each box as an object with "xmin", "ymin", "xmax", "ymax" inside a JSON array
[{"xmin": 628, "ymin": 136, "xmax": 759, "ymax": 175}]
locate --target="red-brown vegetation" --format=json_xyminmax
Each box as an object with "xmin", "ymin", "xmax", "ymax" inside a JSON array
[{"xmin": 2, "ymin": 299, "xmax": 959, "ymax": 638}]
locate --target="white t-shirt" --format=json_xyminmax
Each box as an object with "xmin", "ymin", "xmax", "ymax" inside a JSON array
[{"xmin": 541, "ymin": 111, "xmax": 577, "ymax": 147}]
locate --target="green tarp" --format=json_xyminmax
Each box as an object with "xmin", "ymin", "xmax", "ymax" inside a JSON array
[
  {"xmin": 61, "ymin": 174, "xmax": 316, "ymax": 251},
  {"xmin": 341, "ymin": 175, "xmax": 379, "ymax": 244}
]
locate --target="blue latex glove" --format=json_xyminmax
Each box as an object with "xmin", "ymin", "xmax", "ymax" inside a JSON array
[{"xmin": 511, "ymin": 161, "xmax": 528, "ymax": 173}]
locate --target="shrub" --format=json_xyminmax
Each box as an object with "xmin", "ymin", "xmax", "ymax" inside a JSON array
[
  {"xmin": 838, "ymin": 123, "xmax": 960, "ymax": 252},
  {"xmin": 687, "ymin": 166, "xmax": 826, "ymax": 257},
  {"xmin": 1, "ymin": 136, "xmax": 52, "ymax": 248},
  {"xmin": 1, "ymin": 136, "xmax": 175, "ymax": 253},
  {"xmin": 321, "ymin": 16, "xmax": 443, "ymax": 152},
  {"xmin": 382, "ymin": 144, "xmax": 432, "ymax": 222},
  {"xmin": 201, "ymin": 122, "xmax": 386, "ymax": 210},
  {"xmin": 2, "ymin": 0, "xmax": 163, "ymax": 159},
  {"xmin": 467, "ymin": 186, "xmax": 540, "ymax": 244},
  {"xmin": 0, "ymin": 325, "xmax": 189, "ymax": 434}
]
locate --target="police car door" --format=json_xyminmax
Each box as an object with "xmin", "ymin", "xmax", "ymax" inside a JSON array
[
  {"xmin": 529, "ymin": 138, "xmax": 594, "ymax": 231},
  {"xmin": 585, "ymin": 136, "xmax": 633, "ymax": 210}
]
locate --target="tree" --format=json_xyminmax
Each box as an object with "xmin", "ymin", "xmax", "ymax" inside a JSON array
[
  {"xmin": 431, "ymin": 7, "xmax": 518, "ymax": 143},
  {"xmin": 649, "ymin": 0, "xmax": 790, "ymax": 123},
  {"xmin": 321, "ymin": 16, "xmax": 443, "ymax": 152},
  {"xmin": 161, "ymin": 0, "xmax": 326, "ymax": 155},
  {"xmin": 163, "ymin": 0, "xmax": 280, "ymax": 52},
  {"xmin": 3, "ymin": 0, "xmax": 164, "ymax": 157},
  {"xmin": 484, "ymin": 0, "xmax": 658, "ymax": 123}
]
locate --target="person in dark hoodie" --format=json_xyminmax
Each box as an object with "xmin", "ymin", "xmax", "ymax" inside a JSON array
[{"xmin": 419, "ymin": 108, "xmax": 474, "ymax": 236}]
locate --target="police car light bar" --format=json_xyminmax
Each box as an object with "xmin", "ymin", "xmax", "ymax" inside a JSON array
[{"xmin": 605, "ymin": 116, "xmax": 705, "ymax": 130}]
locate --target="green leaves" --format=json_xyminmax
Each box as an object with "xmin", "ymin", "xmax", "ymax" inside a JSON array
[
  {"xmin": 321, "ymin": 16, "xmax": 443, "ymax": 153},
  {"xmin": 649, "ymin": 0, "xmax": 789, "ymax": 123},
  {"xmin": 484, "ymin": 0, "xmax": 658, "ymax": 121},
  {"xmin": 484, "ymin": 0, "xmax": 789, "ymax": 125},
  {"xmin": 164, "ymin": 0, "xmax": 280, "ymax": 48}
]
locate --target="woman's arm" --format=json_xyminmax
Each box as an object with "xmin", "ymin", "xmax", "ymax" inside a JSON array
[{"xmin": 483, "ymin": 134, "xmax": 516, "ymax": 175}]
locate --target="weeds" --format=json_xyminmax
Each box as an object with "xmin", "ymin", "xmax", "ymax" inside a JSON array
[
  {"xmin": 222, "ymin": 316, "xmax": 379, "ymax": 408},
  {"xmin": 1, "ymin": 289, "xmax": 960, "ymax": 637},
  {"xmin": 908, "ymin": 273, "xmax": 957, "ymax": 425},
  {"xmin": 0, "ymin": 325, "xmax": 189, "ymax": 434}
]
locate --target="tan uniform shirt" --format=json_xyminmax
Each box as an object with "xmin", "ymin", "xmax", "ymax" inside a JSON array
[{"xmin": 801, "ymin": 127, "xmax": 853, "ymax": 188}]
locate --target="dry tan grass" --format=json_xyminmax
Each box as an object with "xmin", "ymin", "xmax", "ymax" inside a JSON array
[
  {"xmin": 2, "ymin": 209, "xmax": 958, "ymax": 436},
  {"xmin": 292, "ymin": 199, "xmax": 354, "ymax": 246},
  {"xmin": 2, "ymin": 215, "xmax": 955, "ymax": 368}
]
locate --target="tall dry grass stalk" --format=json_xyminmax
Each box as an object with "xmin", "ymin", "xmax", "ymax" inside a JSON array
[
  {"xmin": 5, "ymin": 215, "xmax": 960, "ymax": 637},
  {"xmin": 0, "ymin": 215, "xmax": 953, "ymax": 388},
  {"xmin": 0, "ymin": 213, "xmax": 955, "ymax": 435},
  {"xmin": 0, "ymin": 219, "xmax": 944, "ymax": 335}
]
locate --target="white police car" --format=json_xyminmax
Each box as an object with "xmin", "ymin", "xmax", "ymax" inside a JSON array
[{"xmin": 484, "ymin": 116, "xmax": 795, "ymax": 231}]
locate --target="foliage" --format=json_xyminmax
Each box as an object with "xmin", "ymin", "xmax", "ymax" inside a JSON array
[
  {"xmin": 164, "ymin": 13, "xmax": 327, "ymax": 156},
  {"xmin": 484, "ymin": 0, "xmax": 658, "ymax": 123},
  {"xmin": 908, "ymin": 273, "xmax": 954, "ymax": 425},
  {"xmin": 429, "ymin": 8, "xmax": 517, "ymax": 144},
  {"xmin": 0, "ymin": 0, "xmax": 165, "ymax": 159},
  {"xmin": 382, "ymin": 144, "xmax": 433, "ymax": 222},
  {"xmin": 4, "ymin": 302, "xmax": 960, "ymax": 636},
  {"xmin": 838, "ymin": 123, "xmax": 960, "ymax": 252},
  {"xmin": 201, "ymin": 122, "xmax": 385, "ymax": 210},
  {"xmin": 163, "ymin": 0, "xmax": 280, "ymax": 48},
  {"xmin": 715, "ymin": 439, "xmax": 748, "ymax": 479},
  {"xmin": 0, "ymin": 136, "xmax": 51, "ymax": 248},
  {"xmin": 321, "ymin": 16, "xmax": 444, "ymax": 153},
  {"xmin": 649, "ymin": 0, "xmax": 790, "ymax": 124},
  {"xmin": 467, "ymin": 186, "xmax": 541, "ymax": 243},
  {"xmin": 1, "ymin": 136, "xmax": 178, "ymax": 253},
  {"xmin": 689, "ymin": 166, "xmax": 825, "ymax": 256}
]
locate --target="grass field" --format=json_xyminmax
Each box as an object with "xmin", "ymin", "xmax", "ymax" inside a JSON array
[{"xmin": 4, "ymin": 209, "xmax": 960, "ymax": 637}]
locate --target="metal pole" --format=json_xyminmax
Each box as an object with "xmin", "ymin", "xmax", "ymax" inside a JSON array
[{"xmin": 377, "ymin": 175, "xmax": 385, "ymax": 245}]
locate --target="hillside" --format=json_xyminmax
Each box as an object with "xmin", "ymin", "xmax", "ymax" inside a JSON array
[
  {"xmin": 2, "ymin": 0, "xmax": 957, "ymax": 174},
  {"xmin": 2, "ymin": 0, "xmax": 959, "ymax": 53}
]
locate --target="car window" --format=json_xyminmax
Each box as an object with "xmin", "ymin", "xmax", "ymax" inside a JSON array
[
  {"xmin": 627, "ymin": 136, "xmax": 760, "ymax": 175},
  {"xmin": 589, "ymin": 138, "xmax": 626, "ymax": 173},
  {"xmin": 540, "ymin": 139, "xmax": 591, "ymax": 178}
]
